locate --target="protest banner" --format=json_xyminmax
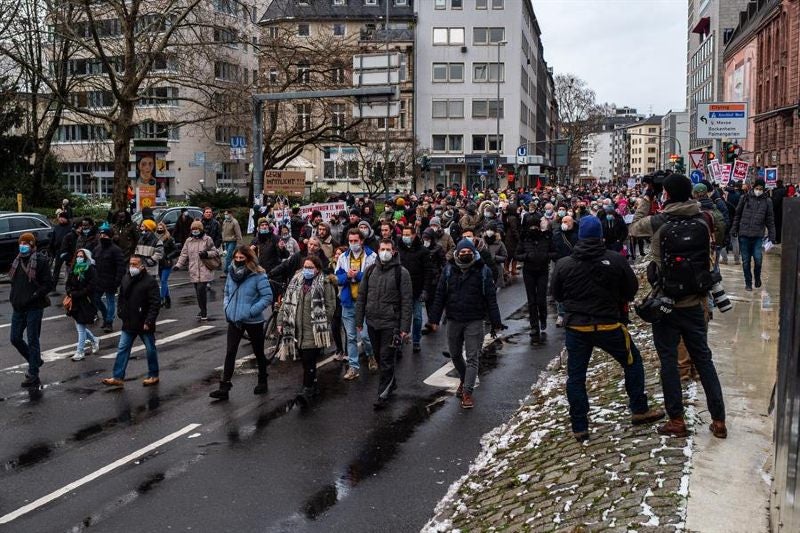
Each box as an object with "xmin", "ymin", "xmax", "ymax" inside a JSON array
[
  {"xmin": 263, "ymin": 170, "xmax": 305, "ymax": 197},
  {"xmin": 731, "ymin": 160, "xmax": 750, "ymax": 183}
]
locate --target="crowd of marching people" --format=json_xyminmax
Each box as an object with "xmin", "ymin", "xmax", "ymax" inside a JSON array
[{"xmin": 7, "ymin": 172, "xmax": 787, "ymax": 435}]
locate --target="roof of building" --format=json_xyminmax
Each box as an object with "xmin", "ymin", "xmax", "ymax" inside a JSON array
[
  {"xmin": 625, "ymin": 115, "xmax": 663, "ymax": 129},
  {"xmin": 260, "ymin": 0, "xmax": 415, "ymax": 25},
  {"xmin": 723, "ymin": 0, "xmax": 781, "ymax": 58}
]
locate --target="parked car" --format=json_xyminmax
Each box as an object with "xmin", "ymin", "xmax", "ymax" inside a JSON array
[
  {"xmin": 0, "ymin": 212, "xmax": 54, "ymax": 273},
  {"xmin": 132, "ymin": 206, "xmax": 203, "ymax": 232}
]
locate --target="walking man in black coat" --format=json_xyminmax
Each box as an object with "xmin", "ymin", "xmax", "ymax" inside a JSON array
[{"xmin": 93, "ymin": 224, "xmax": 127, "ymax": 332}]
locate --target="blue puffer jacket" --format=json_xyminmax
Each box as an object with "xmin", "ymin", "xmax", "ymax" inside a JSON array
[{"xmin": 223, "ymin": 270, "xmax": 273, "ymax": 324}]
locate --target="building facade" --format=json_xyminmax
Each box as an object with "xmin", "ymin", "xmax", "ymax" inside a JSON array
[
  {"xmin": 626, "ymin": 115, "xmax": 663, "ymax": 176},
  {"xmin": 414, "ymin": 0, "xmax": 556, "ymax": 191},
  {"xmin": 660, "ymin": 110, "xmax": 689, "ymax": 171},
  {"xmin": 686, "ymin": 0, "xmax": 751, "ymax": 155}
]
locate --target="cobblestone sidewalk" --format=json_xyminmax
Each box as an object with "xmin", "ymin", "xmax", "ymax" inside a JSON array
[{"xmin": 423, "ymin": 316, "xmax": 702, "ymax": 532}]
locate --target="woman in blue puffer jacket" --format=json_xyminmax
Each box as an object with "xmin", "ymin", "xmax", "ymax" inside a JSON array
[{"xmin": 209, "ymin": 245, "xmax": 273, "ymax": 401}]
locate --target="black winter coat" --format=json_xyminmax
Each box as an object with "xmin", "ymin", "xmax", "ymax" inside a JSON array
[
  {"xmin": 425, "ymin": 242, "xmax": 446, "ymax": 307},
  {"xmin": 552, "ymin": 238, "xmax": 638, "ymax": 327},
  {"xmin": 398, "ymin": 237, "xmax": 432, "ymax": 299},
  {"xmin": 251, "ymin": 233, "xmax": 282, "ymax": 273},
  {"xmin": 92, "ymin": 241, "xmax": 126, "ymax": 292},
  {"xmin": 9, "ymin": 252, "xmax": 54, "ymax": 312},
  {"xmin": 428, "ymin": 260, "xmax": 501, "ymax": 326},
  {"xmin": 65, "ymin": 266, "xmax": 98, "ymax": 325},
  {"xmin": 515, "ymin": 229, "xmax": 557, "ymax": 273},
  {"xmin": 600, "ymin": 213, "xmax": 628, "ymax": 251},
  {"xmin": 50, "ymin": 222, "xmax": 73, "ymax": 257},
  {"xmin": 552, "ymin": 226, "xmax": 579, "ymax": 260},
  {"xmin": 202, "ymin": 217, "xmax": 222, "ymax": 248},
  {"xmin": 118, "ymin": 271, "xmax": 160, "ymax": 333}
]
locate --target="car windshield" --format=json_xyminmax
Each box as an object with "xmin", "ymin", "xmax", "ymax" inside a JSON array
[{"xmin": 132, "ymin": 208, "xmax": 167, "ymax": 224}]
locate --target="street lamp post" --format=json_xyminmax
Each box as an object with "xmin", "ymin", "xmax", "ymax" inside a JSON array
[{"xmin": 495, "ymin": 40, "xmax": 507, "ymax": 187}]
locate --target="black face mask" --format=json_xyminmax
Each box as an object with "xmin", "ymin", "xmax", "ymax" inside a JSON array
[
  {"xmin": 100, "ymin": 238, "xmax": 111, "ymax": 247},
  {"xmin": 234, "ymin": 260, "xmax": 246, "ymax": 268}
]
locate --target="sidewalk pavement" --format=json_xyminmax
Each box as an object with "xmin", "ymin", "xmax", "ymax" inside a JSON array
[{"xmin": 423, "ymin": 253, "xmax": 779, "ymax": 533}]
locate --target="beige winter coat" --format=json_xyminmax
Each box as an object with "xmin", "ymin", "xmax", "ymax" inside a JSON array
[{"xmin": 175, "ymin": 235, "xmax": 218, "ymax": 283}]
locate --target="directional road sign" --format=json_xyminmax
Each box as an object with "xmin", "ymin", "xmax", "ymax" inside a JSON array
[
  {"xmin": 689, "ymin": 150, "xmax": 704, "ymax": 169},
  {"xmin": 690, "ymin": 170, "xmax": 704, "ymax": 184},
  {"xmin": 696, "ymin": 102, "xmax": 748, "ymax": 139}
]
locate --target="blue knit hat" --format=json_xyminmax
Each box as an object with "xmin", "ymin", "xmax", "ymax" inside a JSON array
[
  {"xmin": 456, "ymin": 239, "xmax": 477, "ymax": 254},
  {"xmin": 578, "ymin": 215, "xmax": 603, "ymax": 240}
]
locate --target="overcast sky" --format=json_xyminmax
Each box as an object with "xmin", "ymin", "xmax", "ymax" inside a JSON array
[{"xmin": 534, "ymin": 0, "xmax": 687, "ymax": 116}]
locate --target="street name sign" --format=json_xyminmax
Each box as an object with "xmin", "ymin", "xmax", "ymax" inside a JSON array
[{"xmin": 696, "ymin": 102, "xmax": 748, "ymax": 139}]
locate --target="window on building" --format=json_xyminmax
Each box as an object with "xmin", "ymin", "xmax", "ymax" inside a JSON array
[
  {"xmin": 473, "ymin": 62, "xmax": 504, "ymax": 82},
  {"xmin": 268, "ymin": 26, "xmax": 279, "ymax": 39},
  {"xmin": 269, "ymin": 67, "xmax": 278, "ymax": 84},
  {"xmin": 297, "ymin": 62, "xmax": 310, "ymax": 83},
  {"xmin": 138, "ymin": 87, "xmax": 179, "ymax": 107},
  {"xmin": 432, "ymin": 62, "xmax": 464, "ymax": 82},
  {"xmin": 472, "ymin": 99, "xmax": 504, "ymax": 118},
  {"xmin": 433, "ymin": 27, "xmax": 464, "ymax": 45},
  {"xmin": 365, "ymin": 0, "xmax": 377, "ymax": 5},
  {"xmin": 432, "ymin": 134, "xmax": 463, "ymax": 153},
  {"xmin": 296, "ymin": 103, "xmax": 312, "ymax": 129},
  {"xmin": 330, "ymin": 63, "xmax": 346, "ymax": 84},
  {"xmin": 134, "ymin": 122, "xmax": 179, "ymax": 140},
  {"xmin": 331, "ymin": 103, "xmax": 346, "ymax": 131},
  {"xmin": 434, "ymin": 0, "xmax": 445, "ymax": 8},
  {"xmin": 492, "ymin": 0, "xmax": 504, "ymax": 9},
  {"xmin": 432, "ymin": 99, "xmax": 464, "ymax": 118},
  {"xmin": 451, "ymin": 0, "xmax": 462, "ymax": 8},
  {"xmin": 333, "ymin": 0, "xmax": 345, "ymax": 5},
  {"xmin": 476, "ymin": 0, "xmax": 487, "ymax": 8},
  {"xmin": 333, "ymin": 23, "xmax": 345, "ymax": 36},
  {"xmin": 473, "ymin": 27, "xmax": 505, "ymax": 45},
  {"xmin": 298, "ymin": 24, "xmax": 309, "ymax": 36},
  {"xmin": 214, "ymin": 61, "xmax": 240, "ymax": 81},
  {"xmin": 399, "ymin": 99, "xmax": 407, "ymax": 129},
  {"xmin": 471, "ymin": 134, "xmax": 503, "ymax": 152}
]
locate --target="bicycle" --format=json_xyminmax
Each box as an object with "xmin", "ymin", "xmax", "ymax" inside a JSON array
[{"xmin": 240, "ymin": 280, "xmax": 286, "ymax": 362}]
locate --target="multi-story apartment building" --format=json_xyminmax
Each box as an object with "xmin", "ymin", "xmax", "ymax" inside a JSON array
[
  {"xmin": 626, "ymin": 115, "xmax": 663, "ymax": 176},
  {"xmin": 258, "ymin": 0, "xmax": 416, "ymax": 194},
  {"xmin": 415, "ymin": 0, "xmax": 556, "ymax": 190},
  {"xmin": 723, "ymin": 0, "xmax": 798, "ymax": 182},
  {"xmin": 50, "ymin": 1, "xmax": 264, "ymax": 198},
  {"xmin": 580, "ymin": 109, "xmax": 641, "ymax": 181},
  {"xmin": 686, "ymin": 0, "xmax": 750, "ymax": 155},
  {"xmin": 660, "ymin": 110, "xmax": 689, "ymax": 171}
]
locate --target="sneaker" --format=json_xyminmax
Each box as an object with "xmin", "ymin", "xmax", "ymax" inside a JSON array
[
  {"xmin": 142, "ymin": 377, "xmax": 160, "ymax": 387},
  {"xmin": 199, "ymin": 314, "xmax": 208, "ymax": 321},
  {"xmin": 755, "ymin": 278, "xmax": 762, "ymax": 288},
  {"xmin": 460, "ymin": 392, "xmax": 474, "ymax": 409},
  {"xmin": 539, "ymin": 321, "xmax": 547, "ymax": 332},
  {"xmin": 657, "ymin": 418, "xmax": 689, "ymax": 437},
  {"xmin": 101, "ymin": 377, "xmax": 124, "ymax": 387},
  {"xmin": 209, "ymin": 389, "xmax": 229, "ymax": 400},
  {"xmin": 745, "ymin": 285, "xmax": 753, "ymax": 292},
  {"xmin": 343, "ymin": 368, "xmax": 360, "ymax": 380},
  {"xmin": 91, "ymin": 338, "xmax": 100, "ymax": 354},
  {"xmin": 573, "ymin": 431, "xmax": 590, "ymax": 443},
  {"xmin": 455, "ymin": 381, "xmax": 464, "ymax": 399},
  {"xmin": 555, "ymin": 316, "xmax": 564, "ymax": 328},
  {"xmin": 71, "ymin": 351, "xmax": 86, "ymax": 361},
  {"xmin": 367, "ymin": 356, "xmax": 378, "ymax": 372},
  {"xmin": 21, "ymin": 374, "xmax": 41, "ymax": 388},
  {"xmin": 631, "ymin": 408, "xmax": 666, "ymax": 426},
  {"xmin": 710, "ymin": 420, "xmax": 728, "ymax": 439},
  {"xmin": 539, "ymin": 331, "xmax": 547, "ymax": 342},
  {"xmin": 412, "ymin": 343, "xmax": 421, "ymax": 353}
]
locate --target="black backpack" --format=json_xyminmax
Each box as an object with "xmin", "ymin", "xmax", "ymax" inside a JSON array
[{"xmin": 657, "ymin": 214, "xmax": 714, "ymax": 298}]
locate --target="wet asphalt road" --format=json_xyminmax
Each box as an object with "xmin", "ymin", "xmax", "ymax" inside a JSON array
[{"xmin": 0, "ymin": 269, "xmax": 561, "ymax": 532}]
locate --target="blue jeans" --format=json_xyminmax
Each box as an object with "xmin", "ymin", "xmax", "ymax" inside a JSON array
[
  {"xmin": 224, "ymin": 241, "xmax": 237, "ymax": 273},
  {"xmin": 10, "ymin": 308, "xmax": 44, "ymax": 377},
  {"xmin": 738, "ymin": 236, "xmax": 763, "ymax": 287},
  {"xmin": 75, "ymin": 322, "xmax": 98, "ymax": 354},
  {"xmin": 94, "ymin": 291, "xmax": 116, "ymax": 324},
  {"xmin": 652, "ymin": 304, "xmax": 725, "ymax": 422},
  {"xmin": 160, "ymin": 267, "xmax": 172, "ymax": 299},
  {"xmin": 341, "ymin": 305, "xmax": 373, "ymax": 370},
  {"xmin": 112, "ymin": 330, "xmax": 159, "ymax": 379},
  {"xmin": 565, "ymin": 326, "xmax": 650, "ymax": 433},
  {"xmin": 412, "ymin": 299, "xmax": 424, "ymax": 345}
]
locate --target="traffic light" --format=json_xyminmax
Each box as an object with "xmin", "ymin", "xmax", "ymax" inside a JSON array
[
  {"xmin": 420, "ymin": 155, "xmax": 431, "ymax": 171},
  {"xmin": 707, "ymin": 151, "xmax": 716, "ymax": 161},
  {"xmin": 723, "ymin": 142, "xmax": 740, "ymax": 163},
  {"xmin": 675, "ymin": 156, "xmax": 685, "ymax": 174}
]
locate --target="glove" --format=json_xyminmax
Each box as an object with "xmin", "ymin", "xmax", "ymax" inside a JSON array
[
  {"xmin": 199, "ymin": 251, "xmax": 209, "ymax": 259},
  {"xmin": 492, "ymin": 323, "xmax": 508, "ymax": 331}
]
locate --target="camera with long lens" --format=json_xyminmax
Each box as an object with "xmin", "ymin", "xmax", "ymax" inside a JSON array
[{"xmin": 710, "ymin": 282, "xmax": 732, "ymax": 312}]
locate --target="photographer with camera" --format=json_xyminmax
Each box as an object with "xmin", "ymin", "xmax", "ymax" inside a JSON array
[
  {"xmin": 630, "ymin": 174, "xmax": 727, "ymax": 439},
  {"xmin": 552, "ymin": 215, "xmax": 665, "ymax": 442},
  {"xmin": 355, "ymin": 239, "xmax": 412, "ymax": 410}
]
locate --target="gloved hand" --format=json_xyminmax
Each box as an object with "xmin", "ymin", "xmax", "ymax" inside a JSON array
[
  {"xmin": 199, "ymin": 251, "xmax": 209, "ymax": 259},
  {"xmin": 492, "ymin": 323, "xmax": 508, "ymax": 331}
]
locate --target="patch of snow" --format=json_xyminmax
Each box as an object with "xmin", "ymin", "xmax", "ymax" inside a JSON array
[
  {"xmin": 639, "ymin": 488, "xmax": 660, "ymax": 527},
  {"xmin": 517, "ymin": 473, "xmax": 530, "ymax": 484}
]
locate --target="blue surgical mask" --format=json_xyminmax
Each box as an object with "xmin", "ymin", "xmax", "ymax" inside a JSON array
[
  {"xmin": 606, "ymin": 214, "xmax": 614, "ymax": 221},
  {"xmin": 19, "ymin": 244, "xmax": 31, "ymax": 255},
  {"xmin": 75, "ymin": 257, "xmax": 85, "ymax": 264},
  {"xmin": 191, "ymin": 230, "xmax": 201, "ymax": 237},
  {"xmin": 349, "ymin": 243, "xmax": 362, "ymax": 254},
  {"xmin": 259, "ymin": 228, "xmax": 270, "ymax": 235},
  {"xmin": 603, "ymin": 205, "xmax": 614, "ymax": 213},
  {"xmin": 402, "ymin": 236, "xmax": 412, "ymax": 245},
  {"xmin": 302, "ymin": 268, "xmax": 315, "ymax": 280},
  {"xmin": 82, "ymin": 228, "xmax": 90, "ymax": 235}
]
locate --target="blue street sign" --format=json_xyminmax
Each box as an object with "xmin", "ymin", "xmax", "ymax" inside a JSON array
[
  {"xmin": 690, "ymin": 170, "xmax": 704, "ymax": 184},
  {"xmin": 478, "ymin": 170, "xmax": 488, "ymax": 177},
  {"xmin": 516, "ymin": 146, "xmax": 527, "ymax": 157},
  {"xmin": 230, "ymin": 136, "xmax": 246, "ymax": 149}
]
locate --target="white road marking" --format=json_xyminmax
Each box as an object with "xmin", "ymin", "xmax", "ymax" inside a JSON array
[
  {"xmin": 215, "ymin": 352, "xmax": 338, "ymax": 372},
  {"xmin": 423, "ymin": 361, "xmax": 460, "ymax": 392},
  {"xmin": 99, "ymin": 326, "xmax": 215, "ymax": 358},
  {"xmin": 0, "ymin": 315, "xmax": 67, "ymax": 329},
  {"xmin": 0, "ymin": 423, "xmax": 202, "ymax": 525}
]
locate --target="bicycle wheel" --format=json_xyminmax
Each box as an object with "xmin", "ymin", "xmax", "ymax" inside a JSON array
[{"xmin": 263, "ymin": 312, "xmax": 282, "ymax": 362}]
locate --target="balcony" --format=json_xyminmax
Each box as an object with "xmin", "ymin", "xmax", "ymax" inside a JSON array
[{"xmin": 359, "ymin": 28, "xmax": 414, "ymax": 43}]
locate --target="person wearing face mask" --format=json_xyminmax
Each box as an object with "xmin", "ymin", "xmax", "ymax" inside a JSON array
[
  {"xmin": 421, "ymin": 227, "xmax": 446, "ymax": 309},
  {"xmin": 102, "ymin": 256, "xmax": 161, "ymax": 388},
  {"xmin": 502, "ymin": 204, "xmax": 521, "ymax": 277},
  {"xmin": 551, "ymin": 215, "xmax": 579, "ymax": 327},
  {"xmin": 516, "ymin": 212, "xmax": 558, "ymax": 344},
  {"xmin": 355, "ymin": 239, "xmax": 412, "ymax": 409},
  {"xmin": 173, "ymin": 221, "xmax": 219, "ymax": 320},
  {"xmin": 207, "ymin": 246, "xmax": 274, "ymax": 401},
  {"xmin": 398, "ymin": 226, "xmax": 433, "ymax": 353},
  {"xmin": 357, "ymin": 220, "xmax": 379, "ymax": 252},
  {"xmin": 276, "ymin": 254, "xmax": 336, "ymax": 404},
  {"xmin": 427, "ymin": 239, "xmax": 503, "ymax": 409},
  {"xmin": 250, "ymin": 218, "xmax": 282, "ymax": 275},
  {"xmin": 221, "ymin": 209, "xmax": 243, "ymax": 277},
  {"xmin": 111, "ymin": 210, "xmax": 139, "ymax": 262},
  {"xmin": 76, "ymin": 217, "xmax": 98, "ymax": 252},
  {"xmin": 93, "ymin": 224, "xmax": 126, "ymax": 332},
  {"xmin": 599, "ymin": 200, "xmax": 628, "ymax": 254},
  {"xmin": 483, "ymin": 221, "xmax": 508, "ymax": 288},
  {"xmin": 335, "ymin": 228, "xmax": 377, "ymax": 379},
  {"xmin": 156, "ymin": 223, "xmax": 177, "ymax": 308},
  {"xmin": 51, "ymin": 212, "xmax": 73, "ymax": 283},
  {"xmin": 731, "ymin": 178, "xmax": 777, "ymax": 290},
  {"xmin": 9, "ymin": 233, "xmax": 55, "ymax": 388},
  {"xmin": 277, "ymin": 224, "xmax": 300, "ymax": 257},
  {"xmin": 428, "ymin": 216, "xmax": 455, "ymax": 262},
  {"xmin": 269, "ymin": 235, "xmax": 330, "ymax": 285},
  {"xmin": 173, "ymin": 208, "xmax": 193, "ymax": 248},
  {"xmin": 65, "ymin": 249, "xmax": 100, "ymax": 361},
  {"xmin": 134, "ymin": 219, "xmax": 164, "ymax": 279}
]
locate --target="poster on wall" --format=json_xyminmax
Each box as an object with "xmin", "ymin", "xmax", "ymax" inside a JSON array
[{"xmin": 135, "ymin": 151, "xmax": 158, "ymax": 211}]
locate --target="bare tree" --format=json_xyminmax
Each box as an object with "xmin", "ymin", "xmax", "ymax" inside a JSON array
[{"xmin": 554, "ymin": 74, "xmax": 609, "ymax": 181}]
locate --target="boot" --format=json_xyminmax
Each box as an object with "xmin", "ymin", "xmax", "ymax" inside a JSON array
[
  {"xmin": 529, "ymin": 330, "xmax": 541, "ymax": 345},
  {"xmin": 253, "ymin": 378, "xmax": 268, "ymax": 395},
  {"xmin": 710, "ymin": 420, "xmax": 728, "ymax": 439},
  {"xmin": 164, "ymin": 296, "xmax": 171, "ymax": 309},
  {"xmin": 209, "ymin": 381, "xmax": 232, "ymax": 400},
  {"xmin": 658, "ymin": 418, "xmax": 689, "ymax": 438}
]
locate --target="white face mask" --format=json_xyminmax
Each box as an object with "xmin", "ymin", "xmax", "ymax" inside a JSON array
[
  {"xmin": 561, "ymin": 223, "xmax": 569, "ymax": 232},
  {"xmin": 754, "ymin": 189, "xmax": 764, "ymax": 197},
  {"xmin": 378, "ymin": 250, "xmax": 393, "ymax": 263},
  {"xmin": 129, "ymin": 267, "xmax": 141, "ymax": 277},
  {"xmin": 484, "ymin": 230, "xmax": 495, "ymax": 238}
]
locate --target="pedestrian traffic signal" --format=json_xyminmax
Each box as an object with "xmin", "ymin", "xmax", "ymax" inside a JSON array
[{"xmin": 675, "ymin": 156, "xmax": 685, "ymax": 174}]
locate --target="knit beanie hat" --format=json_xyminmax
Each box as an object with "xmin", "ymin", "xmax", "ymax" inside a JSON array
[
  {"xmin": 429, "ymin": 216, "xmax": 442, "ymax": 227},
  {"xmin": 18, "ymin": 232, "xmax": 36, "ymax": 245},
  {"xmin": 754, "ymin": 178, "xmax": 766, "ymax": 188},
  {"xmin": 577, "ymin": 215, "xmax": 603, "ymax": 240},
  {"xmin": 141, "ymin": 219, "xmax": 157, "ymax": 231},
  {"xmin": 456, "ymin": 239, "xmax": 477, "ymax": 254},
  {"xmin": 99, "ymin": 222, "xmax": 112, "ymax": 235},
  {"xmin": 663, "ymin": 174, "xmax": 692, "ymax": 203}
]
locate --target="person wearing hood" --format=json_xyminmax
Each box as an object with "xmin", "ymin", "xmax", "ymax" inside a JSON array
[
  {"xmin": 355, "ymin": 239, "xmax": 412, "ymax": 409},
  {"xmin": 9, "ymin": 233, "xmax": 55, "ymax": 388},
  {"xmin": 93, "ymin": 224, "xmax": 126, "ymax": 332},
  {"xmin": 482, "ymin": 221, "xmax": 508, "ymax": 287},
  {"xmin": 65, "ymin": 248, "xmax": 100, "ymax": 361},
  {"xmin": 428, "ymin": 216, "xmax": 455, "ymax": 261},
  {"xmin": 173, "ymin": 208, "xmax": 194, "ymax": 247},
  {"xmin": 398, "ymin": 225, "xmax": 433, "ymax": 353},
  {"xmin": 428, "ymin": 239, "xmax": 502, "ymax": 409},
  {"xmin": 102, "ymin": 255, "xmax": 161, "ymax": 387},
  {"xmin": 112, "ymin": 210, "xmax": 139, "ymax": 261},
  {"xmin": 421, "ymin": 227, "xmax": 446, "ymax": 310},
  {"xmin": 51, "ymin": 211, "xmax": 73, "ymax": 283},
  {"xmin": 515, "ymin": 212, "xmax": 557, "ymax": 344},
  {"xmin": 357, "ymin": 219, "xmax": 379, "ymax": 252},
  {"xmin": 250, "ymin": 217, "xmax": 282, "ymax": 275},
  {"xmin": 173, "ymin": 221, "xmax": 219, "ymax": 320},
  {"xmin": 731, "ymin": 178, "xmax": 776, "ymax": 290},
  {"xmin": 552, "ymin": 216, "xmax": 664, "ymax": 442},
  {"xmin": 630, "ymin": 174, "xmax": 727, "ymax": 439}
]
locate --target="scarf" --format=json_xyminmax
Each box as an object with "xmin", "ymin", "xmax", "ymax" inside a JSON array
[
  {"xmin": 278, "ymin": 271, "xmax": 330, "ymax": 360},
  {"xmin": 10, "ymin": 252, "xmax": 37, "ymax": 282},
  {"xmin": 72, "ymin": 260, "xmax": 89, "ymax": 279}
]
